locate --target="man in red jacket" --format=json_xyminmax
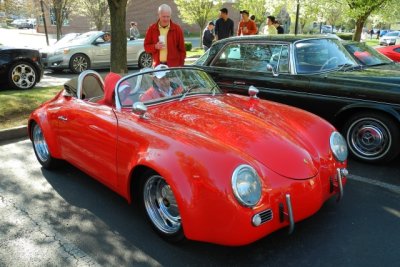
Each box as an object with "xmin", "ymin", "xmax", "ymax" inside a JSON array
[{"xmin": 144, "ymin": 4, "xmax": 186, "ymax": 67}]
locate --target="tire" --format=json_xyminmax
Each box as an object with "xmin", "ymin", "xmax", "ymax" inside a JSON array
[
  {"xmin": 138, "ymin": 52, "xmax": 153, "ymax": 69},
  {"xmin": 8, "ymin": 61, "xmax": 38, "ymax": 90},
  {"xmin": 69, "ymin": 54, "xmax": 90, "ymax": 74},
  {"xmin": 342, "ymin": 112, "xmax": 400, "ymax": 163},
  {"xmin": 31, "ymin": 123, "xmax": 60, "ymax": 169},
  {"xmin": 140, "ymin": 170, "xmax": 185, "ymax": 243}
]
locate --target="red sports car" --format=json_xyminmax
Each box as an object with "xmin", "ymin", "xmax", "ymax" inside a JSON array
[
  {"xmin": 28, "ymin": 67, "xmax": 348, "ymax": 246},
  {"xmin": 376, "ymin": 45, "xmax": 400, "ymax": 62}
]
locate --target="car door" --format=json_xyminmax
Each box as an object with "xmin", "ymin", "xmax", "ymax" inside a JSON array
[
  {"xmin": 92, "ymin": 37, "xmax": 111, "ymax": 67},
  {"xmin": 56, "ymin": 97, "xmax": 119, "ymax": 188},
  {"xmin": 201, "ymin": 41, "xmax": 311, "ymax": 109}
]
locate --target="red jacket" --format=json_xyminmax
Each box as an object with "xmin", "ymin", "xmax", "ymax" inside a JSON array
[{"xmin": 144, "ymin": 20, "xmax": 186, "ymax": 67}]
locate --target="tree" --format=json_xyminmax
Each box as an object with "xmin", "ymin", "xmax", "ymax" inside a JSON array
[
  {"xmin": 107, "ymin": 0, "xmax": 128, "ymax": 74},
  {"xmin": 76, "ymin": 0, "xmax": 109, "ymax": 31},
  {"xmin": 175, "ymin": 0, "xmax": 223, "ymax": 46},
  {"xmin": 342, "ymin": 0, "xmax": 395, "ymax": 41},
  {"xmin": 43, "ymin": 0, "xmax": 77, "ymax": 40}
]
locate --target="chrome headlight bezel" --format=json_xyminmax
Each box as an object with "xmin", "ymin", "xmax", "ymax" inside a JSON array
[
  {"xmin": 231, "ymin": 164, "xmax": 262, "ymax": 208},
  {"xmin": 330, "ymin": 131, "xmax": 348, "ymax": 162}
]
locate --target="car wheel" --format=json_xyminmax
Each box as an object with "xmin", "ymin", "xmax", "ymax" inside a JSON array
[
  {"xmin": 8, "ymin": 61, "xmax": 38, "ymax": 90},
  {"xmin": 140, "ymin": 170, "xmax": 185, "ymax": 242},
  {"xmin": 69, "ymin": 54, "xmax": 90, "ymax": 74},
  {"xmin": 31, "ymin": 123, "xmax": 59, "ymax": 169},
  {"xmin": 343, "ymin": 112, "xmax": 400, "ymax": 163},
  {"xmin": 138, "ymin": 52, "xmax": 152, "ymax": 68}
]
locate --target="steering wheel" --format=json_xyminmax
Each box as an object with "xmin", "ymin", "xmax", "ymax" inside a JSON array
[{"xmin": 320, "ymin": 57, "xmax": 338, "ymax": 71}]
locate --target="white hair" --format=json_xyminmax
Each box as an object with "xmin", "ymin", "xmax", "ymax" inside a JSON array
[{"xmin": 158, "ymin": 4, "xmax": 172, "ymax": 15}]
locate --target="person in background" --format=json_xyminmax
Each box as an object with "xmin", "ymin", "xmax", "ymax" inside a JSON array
[
  {"xmin": 214, "ymin": 7, "xmax": 234, "ymax": 40},
  {"xmin": 250, "ymin": 14, "xmax": 258, "ymax": 34},
  {"xmin": 237, "ymin": 10, "xmax": 257, "ymax": 36},
  {"xmin": 274, "ymin": 20, "xmax": 284, "ymax": 34},
  {"xmin": 202, "ymin": 21, "xmax": 215, "ymax": 51},
  {"xmin": 144, "ymin": 4, "xmax": 186, "ymax": 67},
  {"xmin": 129, "ymin": 21, "xmax": 140, "ymax": 40},
  {"xmin": 103, "ymin": 32, "xmax": 111, "ymax": 42},
  {"xmin": 261, "ymin": 16, "xmax": 277, "ymax": 35}
]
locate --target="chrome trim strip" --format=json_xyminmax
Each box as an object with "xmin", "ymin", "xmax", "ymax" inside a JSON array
[
  {"xmin": 285, "ymin": 193, "xmax": 295, "ymax": 234},
  {"xmin": 77, "ymin": 70, "xmax": 104, "ymax": 100}
]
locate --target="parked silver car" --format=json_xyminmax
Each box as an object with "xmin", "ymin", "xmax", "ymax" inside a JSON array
[
  {"xmin": 40, "ymin": 31, "xmax": 152, "ymax": 73},
  {"xmin": 379, "ymin": 31, "xmax": 400, "ymax": 46}
]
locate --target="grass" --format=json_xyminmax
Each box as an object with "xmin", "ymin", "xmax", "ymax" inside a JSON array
[
  {"xmin": 364, "ymin": 39, "xmax": 379, "ymax": 46},
  {"xmin": 0, "ymin": 86, "xmax": 60, "ymax": 129},
  {"xmin": 186, "ymin": 48, "xmax": 205, "ymax": 58}
]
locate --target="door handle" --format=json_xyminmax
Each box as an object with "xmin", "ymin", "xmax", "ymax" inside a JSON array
[{"xmin": 58, "ymin": 116, "xmax": 68, "ymax": 121}]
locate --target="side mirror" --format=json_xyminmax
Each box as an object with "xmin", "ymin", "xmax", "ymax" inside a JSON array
[
  {"xmin": 132, "ymin": 102, "xmax": 147, "ymax": 118},
  {"xmin": 267, "ymin": 64, "xmax": 279, "ymax": 77},
  {"xmin": 248, "ymin": 85, "xmax": 259, "ymax": 98}
]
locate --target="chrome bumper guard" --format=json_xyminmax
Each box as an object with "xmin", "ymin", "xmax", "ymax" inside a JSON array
[
  {"xmin": 336, "ymin": 168, "xmax": 348, "ymax": 202},
  {"xmin": 279, "ymin": 194, "xmax": 295, "ymax": 234}
]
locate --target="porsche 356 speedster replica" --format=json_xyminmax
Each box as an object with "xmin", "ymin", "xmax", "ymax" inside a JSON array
[{"xmin": 28, "ymin": 67, "xmax": 348, "ymax": 246}]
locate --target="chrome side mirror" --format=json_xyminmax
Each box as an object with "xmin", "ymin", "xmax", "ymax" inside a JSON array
[
  {"xmin": 248, "ymin": 85, "xmax": 259, "ymax": 98},
  {"xmin": 132, "ymin": 102, "xmax": 147, "ymax": 118},
  {"xmin": 267, "ymin": 64, "xmax": 279, "ymax": 77}
]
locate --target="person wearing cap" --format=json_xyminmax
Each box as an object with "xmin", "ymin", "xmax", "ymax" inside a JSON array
[
  {"xmin": 140, "ymin": 64, "xmax": 183, "ymax": 101},
  {"xmin": 202, "ymin": 21, "xmax": 215, "ymax": 51},
  {"xmin": 261, "ymin": 16, "xmax": 277, "ymax": 35},
  {"xmin": 214, "ymin": 7, "xmax": 234, "ymax": 40},
  {"xmin": 237, "ymin": 10, "xmax": 257, "ymax": 36},
  {"xmin": 144, "ymin": 4, "xmax": 186, "ymax": 67}
]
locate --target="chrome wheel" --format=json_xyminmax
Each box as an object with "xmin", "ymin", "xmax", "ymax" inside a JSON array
[
  {"xmin": 139, "ymin": 52, "xmax": 153, "ymax": 68},
  {"xmin": 32, "ymin": 124, "xmax": 50, "ymax": 163},
  {"xmin": 10, "ymin": 62, "xmax": 37, "ymax": 89},
  {"xmin": 344, "ymin": 113, "xmax": 400, "ymax": 163},
  {"xmin": 70, "ymin": 54, "xmax": 89, "ymax": 73},
  {"xmin": 143, "ymin": 175, "xmax": 181, "ymax": 234}
]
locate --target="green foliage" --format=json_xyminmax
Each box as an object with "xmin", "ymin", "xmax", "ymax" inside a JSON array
[
  {"xmin": 234, "ymin": 0, "xmax": 267, "ymax": 27},
  {"xmin": 337, "ymin": 33, "xmax": 353, "ymax": 40},
  {"xmin": 185, "ymin": 42, "xmax": 192, "ymax": 51}
]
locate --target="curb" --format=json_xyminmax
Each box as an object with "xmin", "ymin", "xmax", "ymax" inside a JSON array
[{"xmin": 0, "ymin": 125, "xmax": 28, "ymax": 142}]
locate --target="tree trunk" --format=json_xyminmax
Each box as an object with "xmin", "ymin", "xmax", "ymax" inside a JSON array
[{"xmin": 108, "ymin": 0, "xmax": 128, "ymax": 74}]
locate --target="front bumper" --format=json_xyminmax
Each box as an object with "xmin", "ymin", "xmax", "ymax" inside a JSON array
[{"xmin": 184, "ymin": 165, "xmax": 348, "ymax": 246}]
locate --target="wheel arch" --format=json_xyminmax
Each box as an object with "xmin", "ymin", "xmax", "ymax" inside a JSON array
[
  {"xmin": 69, "ymin": 53, "xmax": 91, "ymax": 73},
  {"xmin": 28, "ymin": 116, "xmax": 62, "ymax": 159},
  {"xmin": 334, "ymin": 103, "xmax": 400, "ymax": 131}
]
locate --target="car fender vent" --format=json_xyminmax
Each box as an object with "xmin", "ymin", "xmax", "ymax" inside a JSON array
[{"xmin": 252, "ymin": 209, "xmax": 273, "ymax": 226}]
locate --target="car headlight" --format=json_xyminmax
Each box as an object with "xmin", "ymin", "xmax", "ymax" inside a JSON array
[
  {"xmin": 330, "ymin": 131, "xmax": 348, "ymax": 162},
  {"xmin": 232, "ymin": 165, "xmax": 262, "ymax": 207}
]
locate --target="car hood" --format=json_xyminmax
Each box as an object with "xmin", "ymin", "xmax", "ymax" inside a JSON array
[
  {"xmin": 146, "ymin": 96, "xmax": 321, "ymax": 179},
  {"xmin": 327, "ymin": 63, "xmax": 400, "ymax": 83}
]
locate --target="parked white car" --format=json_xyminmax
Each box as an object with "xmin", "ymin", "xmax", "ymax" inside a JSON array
[
  {"xmin": 379, "ymin": 31, "xmax": 400, "ymax": 46},
  {"xmin": 40, "ymin": 31, "xmax": 152, "ymax": 73}
]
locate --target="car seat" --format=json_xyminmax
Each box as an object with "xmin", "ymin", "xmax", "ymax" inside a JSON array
[{"xmin": 97, "ymin": 72, "xmax": 121, "ymax": 106}]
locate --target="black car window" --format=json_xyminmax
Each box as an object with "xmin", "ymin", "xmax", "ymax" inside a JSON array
[
  {"xmin": 295, "ymin": 39, "xmax": 355, "ymax": 74},
  {"xmin": 212, "ymin": 43, "xmax": 289, "ymax": 73},
  {"xmin": 344, "ymin": 42, "xmax": 392, "ymax": 66}
]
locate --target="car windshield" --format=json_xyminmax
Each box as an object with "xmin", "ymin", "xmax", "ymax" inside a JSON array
[
  {"xmin": 385, "ymin": 32, "xmax": 399, "ymax": 37},
  {"xmin": 68, "ymin": 32, "xmax": 99, "ymax": 45},
  {"xmin": 294, "ymin": 38, "xmax": 357, "ymax": 74},
  {"xmin": 344, "ymin": 42, "xmax": 392, "ymax": 66},
  {"xmin": 54, "ymin": 33, "xmax": 80, "ymax": 47},
  {"xmin": 116, "ymin": 68, "xmax": 221, "ymax": 107}
]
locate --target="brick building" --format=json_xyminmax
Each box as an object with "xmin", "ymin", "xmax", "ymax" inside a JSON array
[{"xmin": 36, "ymin": 1, "xmax": 240, "ymax": 38}]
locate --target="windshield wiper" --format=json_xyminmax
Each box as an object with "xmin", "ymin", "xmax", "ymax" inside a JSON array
[{"xmin": 337, "ymin": 63, "xmax": 363, "ymax": 72}]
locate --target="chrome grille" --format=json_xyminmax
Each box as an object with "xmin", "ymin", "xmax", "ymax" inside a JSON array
[{"xmin": 256, "ymin": 209, "xmax": 273, "ymax": 224}]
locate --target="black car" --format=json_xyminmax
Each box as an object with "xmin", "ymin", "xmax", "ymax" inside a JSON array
[
  {"xmin": 0, "ymin": 46, "xmax": 43, "ymax": 90},
  {"xmin": 194, "ymin": 35, "xmax": 400, "ymax": 163}
]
